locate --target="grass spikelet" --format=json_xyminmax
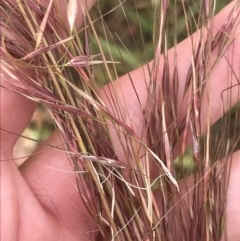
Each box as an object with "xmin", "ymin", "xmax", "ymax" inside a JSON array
[{"xmin": 67, "ymin": 0, "xmax": 78, "ymax": 33}]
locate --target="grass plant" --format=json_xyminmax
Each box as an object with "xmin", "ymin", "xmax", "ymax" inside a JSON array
[{"xmin": 1, "ymin": 0, "xmax": 240, "ymax": 240}]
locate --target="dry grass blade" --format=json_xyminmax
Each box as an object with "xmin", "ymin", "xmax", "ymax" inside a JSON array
[
  {"xmin": 23, "ymin": 36, "xmax": 74, "ymax": 60},
  {"xmin": 35, "ymin": 0, "xmax": 53, "ymax": 48},
  {"xmin": 67, "ymin": 0, "xmax": 78, "ymax": 33},
  {"xmin": 66, "ymin": 55, "xmax": 119, "ymax": 66}
]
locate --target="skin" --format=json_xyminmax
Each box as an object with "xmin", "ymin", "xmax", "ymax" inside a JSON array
[{"xmin": 1, "ymin": 1, "xmax": 240, "ymax": 240}]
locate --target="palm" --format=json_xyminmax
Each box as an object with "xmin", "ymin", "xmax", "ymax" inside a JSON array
[{"xmin": 2, "ymin": 120, "xmax": 97, "ymax": 241}]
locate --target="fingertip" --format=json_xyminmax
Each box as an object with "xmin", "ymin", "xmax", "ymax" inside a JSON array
[{"xmin": 0, "ymin": 79, "xmax": 37, "ymax": 155}]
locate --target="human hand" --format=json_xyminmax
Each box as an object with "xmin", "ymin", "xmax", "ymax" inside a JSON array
[{"xmin": 1, "ymin": 1, "xmax": 240, "ymax": 241}]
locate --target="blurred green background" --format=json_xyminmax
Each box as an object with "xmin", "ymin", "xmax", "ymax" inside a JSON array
[{"xmin": 89, "ymin": 0, "xmax": 231, "ymax": 79}]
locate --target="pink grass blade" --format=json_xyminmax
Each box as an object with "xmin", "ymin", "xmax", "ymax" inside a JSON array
[
  {"xmin": 35, "ymin": 0, "xmax": 53, "ymax": 49},
  {"xmin": 23, "ymin": 36, "xmax": 74, "ymax": 60}
]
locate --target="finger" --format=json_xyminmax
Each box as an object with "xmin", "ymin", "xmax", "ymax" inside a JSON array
[
  {"xmin": 0, "ymin": 77, "xmax": 37, "ymax": 157},
  {"xmin": 100, "ymin": 1, "xmax": 240, "ymax": 165},
  {"xmin": 1, "ymin": 156, "xmax": 71, "ymax": 241},
  {"xmin": 1, "ymin": 0, "xmax": 96, "ymax": 155},
  {"xmin": 19, "ymin": 131, "xmax": 98, "ymax": 240},
  {"xmin": 153, "ymin": 149, "xmax": 240, "ymax": 241},
  {"xmin": 223, "ymin": 150, "xmax": 240, "ymax": 240}
]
